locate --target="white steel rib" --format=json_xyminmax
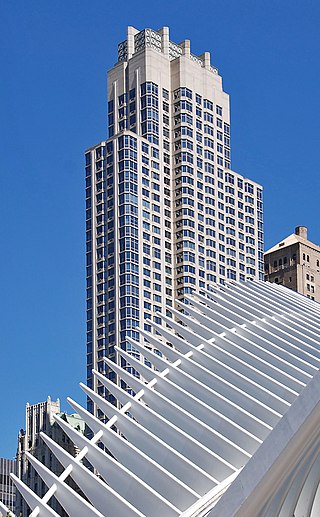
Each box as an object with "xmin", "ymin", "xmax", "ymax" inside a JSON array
[{"xmin": 6, "ymin": 281, "xmax": 320, "ymax": 517}]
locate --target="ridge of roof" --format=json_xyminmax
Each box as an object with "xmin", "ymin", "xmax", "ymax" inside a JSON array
[{"xmin": 265, "ymin": 233, "xmax": 320, "ymax": 255}]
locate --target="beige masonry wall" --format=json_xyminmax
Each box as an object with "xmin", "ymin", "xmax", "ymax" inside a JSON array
[{"xmin": 265, "ymin": 226, "xmax": 320, "ymax": 302}]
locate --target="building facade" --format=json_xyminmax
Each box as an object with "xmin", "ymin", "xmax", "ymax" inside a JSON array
[
  {"xmin": 0, "ymin": 458, "xmax": 16, "ymax": 516},
  {"xmin": 16, "ymin": 397, "xmax": 85, "ymax": 516},
  {"xmin": 85, "ymin": 26, "xmax": 264, "ymax": 407},
  {"xmin": 264, "ymin": 226, "xmax": 320, "ymax": 301}
]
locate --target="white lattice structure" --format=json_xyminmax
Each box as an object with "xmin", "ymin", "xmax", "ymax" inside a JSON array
[{"xmin": 5, "ymin": 281, "xmax": 320, "ymax": 516}]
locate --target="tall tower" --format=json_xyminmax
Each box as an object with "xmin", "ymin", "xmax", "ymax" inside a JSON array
[{"xmin": 85, "ymin": 26, "xmax": 264, "ymax": 410}]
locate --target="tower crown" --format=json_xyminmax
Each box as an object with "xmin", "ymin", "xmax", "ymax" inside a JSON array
[{"xmin": 117, "ymin": 26, "xmax": 218, "ymax": 74}]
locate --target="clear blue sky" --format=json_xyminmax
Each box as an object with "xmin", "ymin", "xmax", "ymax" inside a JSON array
[{"xmin": 1, "ymin": 0, "xmax": 320, "ymax": 458}]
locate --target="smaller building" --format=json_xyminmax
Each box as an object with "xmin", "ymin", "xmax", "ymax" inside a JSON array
[
  {"xmin": 16, "ymin": 397, "xmax": 85, "ymax": 516},
  {"xmin": 0, "ymin": 458, "xmax": 16, "ymax": 516},
  {"xmin": 264, "ymin": 226, "xmax": 320, "ymax": 301}
]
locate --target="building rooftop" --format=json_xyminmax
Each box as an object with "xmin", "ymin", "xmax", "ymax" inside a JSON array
[
  {"xmin": 57, "ymin": 412, "xmax": 85, "ymax": 434},
  {"xmin": 117, "ymin": 26, "xmax": 219, "ymax": 74},
  {"xmin": 265, "ymin": 225, "xmax": 320, "ymax": 255}
]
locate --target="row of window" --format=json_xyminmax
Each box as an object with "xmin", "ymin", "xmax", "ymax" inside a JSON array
[
  {"xmin": 273, "ymin": 255, "xmax": 320, "ymax": 268},
  {"xmin": 107, "ymin": 81, "xmax": 230, "ymax": 145}
]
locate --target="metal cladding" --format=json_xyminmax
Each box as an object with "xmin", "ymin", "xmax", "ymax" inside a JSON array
[{"xmin": 5, "ymin": 281, "xmax": 320, "ymax": 516}]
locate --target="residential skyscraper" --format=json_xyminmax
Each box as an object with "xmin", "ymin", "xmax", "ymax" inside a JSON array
[
  {"xmin": 85, "ymin": 26, "xmax": 264, "ymax": 408},
  {"xmin": 264, "ymin": 225, "xmax": 320, "ymax": 301}
]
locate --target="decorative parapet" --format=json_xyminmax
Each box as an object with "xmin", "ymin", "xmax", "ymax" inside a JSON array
[
  {"xmin": 209, "ymin": 64, "xmax": 219, "ymax": 74},
  {"xmin": 169, "ymin": 40, "xmax": 183, "ymax": 60},
  {"xmin": 134, "ymin": 28, "xmax": 162, "ymax": 54},
  {"xmin": 117, "ymin": 26, "xmax": 219, "ymax": 74},
  {"xmin": 190, "ymin": 53, "xmax": 203, "ymax": 66},
  {"xmin": 117, "ymin": 39, "xmax": 127, "ymax": 62}
]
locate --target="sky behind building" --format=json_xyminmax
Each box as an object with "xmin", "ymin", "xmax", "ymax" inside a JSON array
[{"xmin": 1, "ymin": 0, "xmax": 320, "ymax": 458}]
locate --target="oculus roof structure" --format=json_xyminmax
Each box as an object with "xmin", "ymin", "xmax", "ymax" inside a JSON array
[{"xmin": 4, "ymin": 281, "xmax": 320, "ymax": 517}]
